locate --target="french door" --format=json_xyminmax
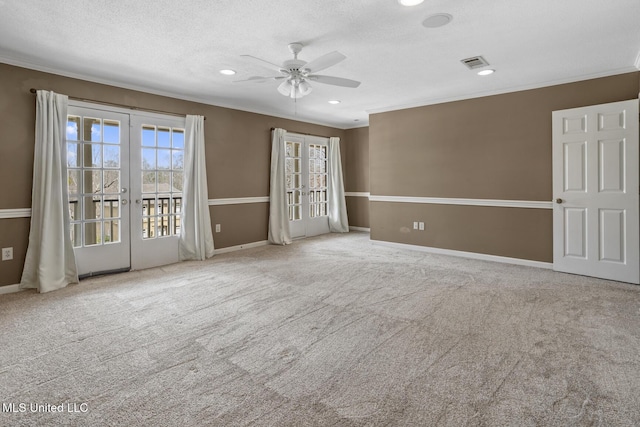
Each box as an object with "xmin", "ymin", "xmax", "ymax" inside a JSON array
[
  {"xmin": 552, "ymin": 99, "xmax": 639, "ymax": 284},
  {"xmin": 67, "ymin": 103, "xmax": 185, "ymax": 276},
  {"xmin": 285, "ymin": 134, "xmax": 330, "ymax": 239},
  {"xmin": 66, "ymin": 107, "xmax": 130, "ymax": 276}
]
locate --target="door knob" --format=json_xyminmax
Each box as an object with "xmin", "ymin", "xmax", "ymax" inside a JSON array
[
  {"xmin": 121, "ymin": 188, "xmax": 127, "ymax": 193},
  {"xmin": 555, "ymin": 198, "xmax": 563, "ymax": 204},
  {"xmin": 122, "ymin": 199, "xmax": 128, "ymax": 205},
  {"xmin": 135, "ymin": 199, "xmax": 141, "ymax": 204}
]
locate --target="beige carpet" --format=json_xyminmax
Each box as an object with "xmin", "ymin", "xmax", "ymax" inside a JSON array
[{"xmin": 1, "ymin": 232, "xmax": 639, "ymax": 426}]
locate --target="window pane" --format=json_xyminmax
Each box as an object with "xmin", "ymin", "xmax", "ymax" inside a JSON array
[
  {"xmin": 157, "ymin": 149, "xmax": 171, "ymax": 169},
  {"xmin": 83, "ymin": 118, "xmax": 101, "ymax": 142},
  {"xmin": 142, "ymin": 197, "xmax": 155, "ymax": 216},
  {"xmin": 173, "ymin": 214, "xmax": 181, "ymax": 235},
  {"xmin": 142, "ymin": 148, "xmax": 156, "ymax": 169},
  {"xmin": 67, "ymin": 143, "xmax": 79, "ymax": 167},
  {"xmin": 83, "ymin": 196, "xmax": 102, "ymax": 220},
  {"xmin": 142, "ymin": 126, "xmax": 155, "ymax": 146},
  {"xmin": 104, "ymin": 145, "xmax": 120, "ymax": 168},
  {"xmin": 69, "ymin": 197, "xmax": 80, "ymax": 221},
  {"xmin": 172, "ymin": 197, "xmax": 182, "ymax": 214},
  {"xmin": 143, "ymin": 216, "xmax": 155, "ymax": 239},
  {"xmin": 67, "ymin": 116, "xmax": 80, "ymax": 141},
  {"xmin": 172, "ymin": 150, "xmax": 183, "ymax": 170},
  {"xmin": 83, "ymin": 143, "xmax": 102, "ymax": 168},
  {"xmin": 158, "ymin": 127, "xmax": 171, "ymax": 147},
  {"xmin": 158, "ymin": 172, "xmax": 171, "ymax": 192},
  {"xmin": 103, "ymin": 170, "xmax": 120, "ymax": 193},
  {"xmin": 318, "ymin": 160, "xmax": 326, "ymax": 174},
  {"xmin": 103, "ymin": 120, "xmax": 120, "ymax": 144},
  {"xmin": 71, "ymin": 223, "xmax": 81, "ymax": 248},
  {"xmin": 293, "ymin": 190, "xmax": 301, "ymax": 204},
  {"xmin": 173, "ymin": 130, "xmax": 184, "ymax": 148},
  {"xmin": 103, "ymin": 197, "xmax": 120, "ymax": 218},
  {"xmin": 172, "ymin": 171, "xmax": 183, "ymax": 191},
  {"xmin": 83, "ymin": 170, "xmax": 102, "ymax": 194},
  {"xmin": 68, "ymin": 170, "xmax": 80, "ymax": 194},
  {"xmin": 84, "ymin": 222, "xmax": 102, "ymax": 246},
  {"xmin": 103, "ymin": 220, "xmax": 120, "ymax": 243},
  {"xmin": 309, "ymin": 159, "xmax": 315, "ymax": 173},
  {"xmin": 286, "ymin": 142, "xmax": 292, "ymax": 157},
  {"xmin": 142, "ymin": 172, "xmax": 156, "ymax": 193},
  {"xmin": 158, "ymin": 216, "xmax": 170, "ymax": 236}
]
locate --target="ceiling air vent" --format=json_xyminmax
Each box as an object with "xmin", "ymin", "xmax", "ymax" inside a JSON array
[{"xmin": 460, "ymin": 56, "xmax": 490, "ymax": 70}]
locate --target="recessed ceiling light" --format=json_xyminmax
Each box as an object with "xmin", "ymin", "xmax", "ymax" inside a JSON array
[
  {"xmin": 398, "ymin": 0, "xmax": 424, "ymax": 6},
  {"xmin": 422, "ymin": 13, "xmax": 453, "ymax": 28},
  {"xmin": 477, "ymin": 69, "xmax": 495, "ymax": 76},
  {"xmin": 219, "ymin": 69, "xmax": 236, "ymax": 75},
  {"xmin": 328, "ymin": 100, "xmax": 341, "ymax": 104}
]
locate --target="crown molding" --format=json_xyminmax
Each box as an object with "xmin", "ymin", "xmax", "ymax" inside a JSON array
[
  {"xmin": 367, "ymin": 67, "xmax": 639, "ymax": 115},
  {"xmin": 0, "ymin": 55, "xmax": 352, "ymax": 130}
]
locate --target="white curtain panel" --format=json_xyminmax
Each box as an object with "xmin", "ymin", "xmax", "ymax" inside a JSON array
[
  {"xmin": 328, "ymin": 137, "xmax": 349, "ymax": 233},
  {"xmin": 20, "ymin": 90, "xmax": 79, "ymax": 293},
  {"xmin": 179, "ymin": 115, "xmax": 215, "ymax": 261},
  {"xmin": 268, "ymin": 128, "xmax": 292, "ymax": 245}
]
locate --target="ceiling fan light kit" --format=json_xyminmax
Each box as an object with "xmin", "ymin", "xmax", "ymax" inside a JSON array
[{"xmin": 236, "ymin": 43, "xmax": 361, "ymax": 99}]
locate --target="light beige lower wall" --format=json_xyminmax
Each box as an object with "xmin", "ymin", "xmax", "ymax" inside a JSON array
[{"xmin": 370, "ymin": 202, "xmax": 552, "ymax": 262}]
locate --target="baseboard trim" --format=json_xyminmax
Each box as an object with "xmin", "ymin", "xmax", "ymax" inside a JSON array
[
  {"xmin": 0, "ymin": 284, "xmax": 24, "ymax": 295},
  {"xmin": 214, "ymin": 240, "xmax": 269, "ymax": 254},
  {"xmin": 350, "ymin": 226, "xmax": 371, "ymax": 232},
  {"xmin": 371, "ymin": 239, "xmax": 553, "ymax": 270},
  {"xmin": 369, "ymin": 195, "xmax": 552, "ymax": 210}
]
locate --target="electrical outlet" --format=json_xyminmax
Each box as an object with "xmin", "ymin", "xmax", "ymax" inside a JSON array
[
  {"xmin": 419, "ymin": 222, "xmax": 425, "ymax": 231},
  {"xmin": 215, "ymin": 224, "xmax": 221, "ymax": 233},
  {"xmin": 413, "ymin": 221, "xmax": 418, "ymax": 230},
  {"xmin": 2, "ymin": 247, "xmax": 13, "ymax": 261}
]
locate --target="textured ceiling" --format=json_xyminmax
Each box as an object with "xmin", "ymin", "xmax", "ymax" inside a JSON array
[{"xmin": 1, "ymin": 0, "xmax": 639, "ymax": 129}]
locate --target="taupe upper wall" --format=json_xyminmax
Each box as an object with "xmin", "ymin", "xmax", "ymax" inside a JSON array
[
  {"xmin": 369, "ymin": 72, "xmax": 639, "ymax": 201},
  {"xmin": 344, "ymin": 126, "xmax": 369, "ymax": 193},
  {"xmin": 0, "ymin": 63, "xmax": 345, "ymax": 209}
]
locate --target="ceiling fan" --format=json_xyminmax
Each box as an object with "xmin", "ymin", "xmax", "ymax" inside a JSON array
[{"xmin": 235, "ymin": 43, "xmax": 361, "ymax": 99}]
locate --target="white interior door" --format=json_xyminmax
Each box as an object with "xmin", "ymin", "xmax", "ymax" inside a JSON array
[
  {"xmin": 552, "ymin": 99, "xmax": 639, "ymax": 284},
  {"xmin": 67, "ymin": 106, "xmax": 131, "ymax": 277},
  {"xmin": 285, "ymin": 134, "xmax": 330, "ymax": 239}
]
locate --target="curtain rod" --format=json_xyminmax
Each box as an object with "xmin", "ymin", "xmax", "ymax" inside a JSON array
[
  {"xmin": 270, "ymin": 127, "xmax": 323, "ymax": 137},
  {"xmin": 29, "ymin": 88, "xmax": 206, "ymax": 120}
]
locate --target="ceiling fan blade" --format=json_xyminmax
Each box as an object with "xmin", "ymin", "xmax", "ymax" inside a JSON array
[
  {"xmin": 240, "ymin": 54, "xmax": 283, "ymax": 72},
  {"xmin": 233, "ymin": 76, "xmax": 285, "ymax": 83},
  {"xmin": 303, "ymin": 51, "xmax": 346, "ymax": 73},
  {"xmin": 307, "ymin": 75, "xmax": 361, "ymax": 88}
]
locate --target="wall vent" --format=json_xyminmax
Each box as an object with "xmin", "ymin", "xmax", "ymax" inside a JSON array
[{"xmin": 460, "ymin": 56, "xmax": 490, "ymax": 70}]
